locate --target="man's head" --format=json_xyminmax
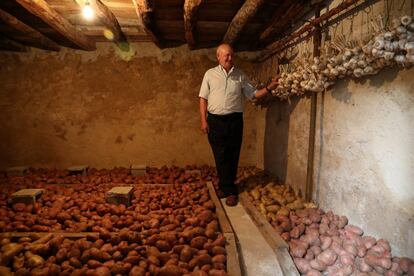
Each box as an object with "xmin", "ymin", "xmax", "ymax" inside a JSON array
[{"xmin": 216, "ymin": 44, "xmax": 234, "ymax": 71}]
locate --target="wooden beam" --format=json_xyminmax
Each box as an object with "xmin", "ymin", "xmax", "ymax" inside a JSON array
[
  {"xmin": 76, "ymin": 0, "xmax": 127, "ymax": 44},
  {"xmin": 222, "ymin": 0, "xmax": 265, "ymax": 45},
  {"xmin": 131, "ymin": 0, "xmax": 163, "ymax": 48},
  {"xmin": 183, "ymin": 0, "xmax": 204, "ymax": 50},
  {"xmin": 0, "ymin": 8, "xmax": 60, "ymax": 51},
  {"xmin": 0, "ymin": 34, "xmax": 27, "ymax": 52},
  {"xmin": 14, "ymin": 0, "xmax": 96, "ymax": 51},
  {"xmin": 254, "ymin": 0, "xmax": 303, "ymax": 47},
  {"xmin": 257, "ymin": 0, "xmax": 362, "ymax": 61}
]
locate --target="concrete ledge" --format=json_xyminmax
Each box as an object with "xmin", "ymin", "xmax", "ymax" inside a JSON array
[
  {"xmin": 6, "ymin": 166, "xmax": 29, "ymax": 176},
  {"xmin": 130, "ymin": 165, "xmax": 146, "ymax": 176},
  {"xmin": 106, "ymin": 186, "xmax": 134, "ymax": 206},
  {"xmin": 67, "ymin": 165, "xmax": 89, "ymax": 176},
  {"xmin": 12, "ymin": 188, "xmax": 44, "ymax": 204}
]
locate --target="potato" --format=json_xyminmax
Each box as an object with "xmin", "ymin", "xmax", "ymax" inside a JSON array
[
  {"xmin": 344, "ymin": 225, "xmax": 363, "ymax": 236},
  {"xmin": 69, "ymin": 257, "xmax": 82, "ymax": 268},
  {"xmin": 211, "ymin": 246, "xmax": 226, "ymax": 256},
  {"xmin": 365, "ymin": 254, "xmax": 392, "ymax": 269},
  {"xmin": 207, "ymin": 269, "xmax": 227, "ymax": 276},
  {"xmin": 211, "ymin": 254, "xmax": 226, "ymax": 264},
  {"xmin": 191, "ymin": 236, "xmax": 208, "ymax": 250},
  {"xmin": 87, "ymin": 259, "xmax": 102, "ymax": 269},
  {"xmin": 309, "ymin": 259, "xmax": 326, "ymax": 271},
  {"xmin": 316, "ymin": 249, "xmax": 337, "ymax": 266},
  {"xmin": 180, "ymin": 246, "xmax": 193, "ymax": 262},
  {"xmin": 320, "ymin": 235, "xmax": 332, "ymax": 251},
  {"xmin": 294, "ymin": 258, "xmax": 311, "ymax": 274},
  {"xmin": 156, "ymin": 240, "xmax": 172, "ymax": 252},
  {"xmin": 159, "ymin": 264, "xmax": 182, "ymax": 276},
  {"xmin": 129, "ymin": 266, "xmax": 146, "ymax": 276}
]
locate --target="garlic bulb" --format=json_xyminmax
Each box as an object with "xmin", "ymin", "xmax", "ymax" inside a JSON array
[{"xmin": 401, "ymin": 16, "xmax": 412, "ymax": 26}]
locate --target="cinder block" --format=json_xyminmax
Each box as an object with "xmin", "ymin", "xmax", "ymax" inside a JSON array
[
  {"xmin": 106, "ymin": 186, "xmax": 134, "ymax": 206},
  {"xmin": 6, "ymin": 166, "xmax": 29, "ymax": 176},
  {"xmin": 67, "ymin": 165, "xmax": 89, "ymax": 176},
  {"xmin": 12, "ymin": 189, "xmax": 44, "ymax": 204},
  {"xmin": 130, "ymin": 165, "xmax": 146, "ymax": 177},
  {"xmin": 185, "ymin": 169, "xmax": 201, "ymax": 175}
]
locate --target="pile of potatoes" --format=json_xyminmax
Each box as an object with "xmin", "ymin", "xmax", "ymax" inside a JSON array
[
  {"xmin": 0, "ymin": 166, "xmax": 220, "ymax": 186},
  {"xmin": 0, "ymin": 180, "xmax": 230, "ymax": 275},
  {"xmin": 0, "ymin": 229, "xmax": 228, "ymax": 276},
  {"xmin": 240, "ymin": 172, "xmax": 414, "ymax": 276}
]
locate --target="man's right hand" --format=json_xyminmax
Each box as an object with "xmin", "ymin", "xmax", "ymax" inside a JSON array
[{"xmin": 201, "ymin": 121, "xmax": 209, "ymax": 134}]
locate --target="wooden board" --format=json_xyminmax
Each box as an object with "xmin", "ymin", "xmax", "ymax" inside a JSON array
[
  {"xmin": 0, "ymin": 232, "xmax": 98, "ymax": 239},
  {"xmin": 6, "ymin": 166, "xmax": 29, "ymax": 176},
  {"xmin": 239, "ymin": 191, "xmax": 299, "ymax": 276},
  {"xmin": 206, "ymin": 181, "xmax": 233, "ymax": 234},
  {"xmin": 67, "ymin": 165, "xmax": 89, "ymax": 176},
  {"xmin": 224, "ymin": 232, "xmax": 242, "ymax": 276},
  {"xmin": 130, "ymin": 164, "xmax": 146, "ymax": 176}
]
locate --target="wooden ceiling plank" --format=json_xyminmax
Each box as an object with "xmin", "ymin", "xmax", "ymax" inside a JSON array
[
  {"xmin": 85, "ymin": 0, "xmax": 127, "ymax": 44},
  {"xmin": 222, "ymin": 0, "xmax": 265, "ymax": 45},
  {"xmin": 0, "ymin": 34, "xmax": 27, "ymax": 52},
  {"xmin": 14, "ymin": 0, "xmax": 96, "ymax": 50},
  {"xmin": 183, "ymin": 0, "xmax": 204, "ymax": 50},
  {"xmin": 0, "ymin": 8, "xmax": 60, "ymax": 51},
  {"xmin": 258, "ymin": 0, "xmax": 304, "ymax": 44},
  {"xmin": 131, "ymin": 0, "xmax": 163, "ymax": 48}
]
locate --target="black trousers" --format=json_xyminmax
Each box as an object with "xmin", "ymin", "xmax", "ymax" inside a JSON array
[{"xmin": 207, "ymin": 112, "xmax": 243, "ymax": 196}]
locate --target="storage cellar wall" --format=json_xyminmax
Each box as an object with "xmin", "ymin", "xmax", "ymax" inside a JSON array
[
  {"xmin": 0, "ymin": 43, "xmax": 259, "ymax": 169},
  {"xmin": 255, "ymin": 0, "xmax": 414, "ymax": 259}
]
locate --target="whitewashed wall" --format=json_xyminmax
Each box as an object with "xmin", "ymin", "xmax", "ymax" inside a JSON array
[{"xmin": 256, "ymin": 0, "xmax": 414, "ymax": 258}]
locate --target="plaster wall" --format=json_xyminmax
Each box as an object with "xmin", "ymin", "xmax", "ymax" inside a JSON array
[
  {"xmin": 256, "ymin": 0, "xmax": 414, "ymax": 258},
  {"xmin": 0, "ymin": 43, "xmax": 259, "ymax": 169}
]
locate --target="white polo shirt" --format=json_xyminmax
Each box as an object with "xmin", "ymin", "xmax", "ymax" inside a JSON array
[{"xmin": 199, "ymin": 65, "xmax": 257, "ymax": 115}]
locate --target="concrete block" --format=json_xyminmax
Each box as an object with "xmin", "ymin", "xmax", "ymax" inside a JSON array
[
  {"xmin": 131, "ymin": 165, "xmax": 146, "ymax": 176},
  {"xmin": 6, "ymin": 166, "xmax": 29, "ymax": 176},
  {"xmin": 67, "ymin": 165, "xmax": 89, "ymax": 176},
  {"xmin": 185, "ymin": 169, "xmax": 201, "ymax": 175},
  {"xmin": 106, "ymin": 186, "xmax": 134, "ymax": 206},
  {"xmin": 12, "ymin": 189, "xmax": 44, "ymax": 204}
]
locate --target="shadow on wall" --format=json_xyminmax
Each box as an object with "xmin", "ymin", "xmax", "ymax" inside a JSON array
[{"xmin": 263, "ymin": 97, "xmax": 300, "ymax": 183}]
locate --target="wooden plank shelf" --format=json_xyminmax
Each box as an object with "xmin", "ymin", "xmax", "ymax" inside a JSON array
[
  {"xmin": 206, "ymin": 181, "xmax": 242, "ymax": 276},
  {"xmin": 239, "ymin": 191, "xmax": 299, "ymax": 276}
]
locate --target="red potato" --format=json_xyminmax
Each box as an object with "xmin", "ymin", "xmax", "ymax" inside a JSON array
[
  {"xmin": 344, "ymin": 225, "xmax": 363, "ymax": 236},
  {"xmin": 320, "ymin": 235, "xmax": 332, "ymax": 251},
  {"xmin": 309, "ymin": 259, "xmax": 327, "ymax": 271},
  {"xmin": 316, "ymin": 249, "xmax": 337, "ymax": 266},
  {"xmin": 294, "ymin": 257, "xmax": 311, "ymax": 274}
]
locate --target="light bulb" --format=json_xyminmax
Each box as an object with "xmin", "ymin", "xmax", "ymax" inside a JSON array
[{"xmin": 82, "ymin": 3, "xmax": 94, "ymax": 20}]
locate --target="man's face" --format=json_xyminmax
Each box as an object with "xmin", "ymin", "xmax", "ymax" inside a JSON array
[{"xmin": 217, "ymin": 45, "xmax": 234, "ymax": 71}]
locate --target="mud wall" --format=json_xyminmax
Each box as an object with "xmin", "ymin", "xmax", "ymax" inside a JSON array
[{"xmin": 0, "ymin": 44, "xmax": 259, "ymax": 169}]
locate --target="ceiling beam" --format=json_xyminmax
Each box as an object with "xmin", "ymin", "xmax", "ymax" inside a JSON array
[
  {"xmin": 131, "ymin": 0, "xmax": 163, "ymax": 48},
  {"xmin": 257, "ymin": 0, "xmax": 305, "ymax": 47},
  {"xmin": 0, "ymin": 8, "xmax": 60, "ymax": 51},
  {"xmin": 14, "ymin": 0, "xmax": 96, "ymax": 51},
  {"xmin": 183, "ymin": 0, "xmax": 204, "ymax": 50},
  {"xmin": 257, "ymin": 0, "xmax": 362, "ymax": 62},
  {"xmin": 222, "ymin": 0, "xmax": 265, "ymax": 45},
  {"xmin": 0, "ymin": 34, "xmax": 27, "ymax": 52},
  {"xmin": 76, "ymin": 0, "xmax": 127, "ymax": 44}
]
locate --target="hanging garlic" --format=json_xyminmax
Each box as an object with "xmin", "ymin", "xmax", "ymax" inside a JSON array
[
  {"xmin": 396, "ymin": 26, "xmax": 407, "ymax": 34},
  {"xmin": 363, "ymin": 66, "xmax": 374, "ymax": 75},
  {"xmin": 394, "ymin": 54, "xmax": 406, "ymax": 64},
  {"xmin": 406, "ymin": 42, "xmax": 414, "ymax": 54},
  {"xmin": 357, "ymin": 59, "xmax": 367, "ymax": 67},
  {"xmin": 406, "ymin": 54, "xmax": 414, "ymax": 63},
  {"xmin": 401, "ymin": 16, "xmax": 412, "ymax": 26},
  {"xmin": 384, "ymin": 31, "xmax": 394, "ymax": 41},
  {"xmin": 408, "ymin": 22, "xmax": 414, "ymax": 32},
  {"xmin": 383, "ymin": 51, "xmax": 395, "ymax": 60},
  {"xmin": 373, "ymin": 38, "xmax": 385, "ymax": 49},
  {"xmin": 353, "ymin": 68, "xmax": 363, "ymax": 78}
]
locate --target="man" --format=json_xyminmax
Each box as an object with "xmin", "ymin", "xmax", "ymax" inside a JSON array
[{"xmin": 199, "ymin": 43, "xmax": 279, "ymax": 206}]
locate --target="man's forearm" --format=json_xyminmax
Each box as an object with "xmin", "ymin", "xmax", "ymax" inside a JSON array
[{"xmin": 200, "ymin": 98, "xmax": 208, "ymax": 122}]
